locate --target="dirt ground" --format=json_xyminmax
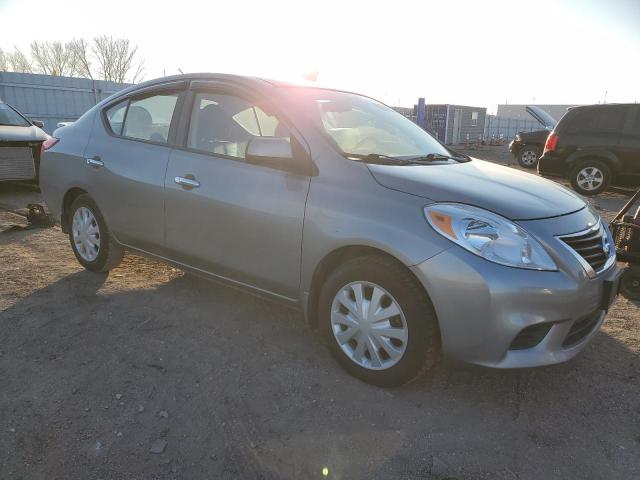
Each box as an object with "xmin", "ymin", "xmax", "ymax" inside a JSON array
[{"xmin": 1, "ymin": 148, "xmax": 639, "ymax": 479}]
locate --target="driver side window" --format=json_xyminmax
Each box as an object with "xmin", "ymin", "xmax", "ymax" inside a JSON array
[{"xmin": 187, "ymin": 92, "xmax": 289, "ymax": 159}]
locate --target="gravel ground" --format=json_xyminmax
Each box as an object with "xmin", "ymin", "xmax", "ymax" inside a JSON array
[{"xmin": 1, "ymin": 151, "xmax": 639, "ymax": 480}]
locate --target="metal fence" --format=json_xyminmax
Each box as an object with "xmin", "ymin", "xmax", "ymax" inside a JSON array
[
  {"xmin": 483, "ymin": 115, "xmax": 545, "ymax": 142},
  {"xmin": 0, "ymin": 72, "xmax": 130, "ymax": 133}
]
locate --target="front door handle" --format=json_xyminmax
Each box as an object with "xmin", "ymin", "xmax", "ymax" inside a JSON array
[
  {"xmin": 174, "ymin": 175, "xmax": 200, "ymax": 189},
  {"xmin": 85, "ymin": 156, "xmax": 104, "ymax": 168}
]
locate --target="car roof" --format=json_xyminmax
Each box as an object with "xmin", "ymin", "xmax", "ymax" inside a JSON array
[
  {"xmin": 569, "ymin": 103, "xmax": 639, "ymax": 111},
  {"xmin": 109, "ymin": 73, "xmax": 364, "ymax": 101}
]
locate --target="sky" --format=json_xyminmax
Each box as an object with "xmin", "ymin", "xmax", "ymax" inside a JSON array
[{"xmin": 0, "ymin": 0, "xmax": 638, "ymax": 113}]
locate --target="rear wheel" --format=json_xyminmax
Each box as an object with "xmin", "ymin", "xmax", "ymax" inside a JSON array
[
  {"xmin": 621, "ymin": 266, "xmax": 640, "ymax": 301},
  {"xmin": 318, "ymin": 255, "xmax": 441, "ymax": 387},
  {"xmin": 570, "ymin": 160, "xmax": 611, "ymax": 196},
  {"xmin": 517, "ymin": 145, "xmax": 540, "ymax": 169},
  {"xmin": 68, "ymin": 194, "xmax": 123, "ymax": 272}
]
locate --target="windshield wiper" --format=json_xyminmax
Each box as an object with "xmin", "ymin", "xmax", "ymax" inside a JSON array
[
  {"xmin": 407, "ymin": 153, "xmax": 469, "ymax": 163},
  {"xmin": 345, "ymin": 153, "xmax": 413, "ymax": 165}
]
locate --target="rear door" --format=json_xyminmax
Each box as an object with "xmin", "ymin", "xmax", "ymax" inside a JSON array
[
  {"xmin": 163, "ymin": 84, "xmax": 311, "ymax": 299},
  {"xmin": 561, "ymin": 106, "xmax": 625, "ymax": 161},
  {"xmin": 618, "ymin": 106, "xmax": 640, "ymax": 183},
  {"xmin": 84, "ymin": 83, "xmax": 185, "ymax": 253}
]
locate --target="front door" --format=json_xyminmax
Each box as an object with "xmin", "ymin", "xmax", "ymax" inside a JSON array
[{"xmin": 164, "ymin": 89, "xmax": 311, "ymax": 299}]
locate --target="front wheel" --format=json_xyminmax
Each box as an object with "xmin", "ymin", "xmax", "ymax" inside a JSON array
[
  {"xmin": 570, "ymin": 160, "xmax": 611, "ymax": 196},
  {"xmin": 517, "ymin": 145, "xmax": 540, "ymax": 169},
  {"xmin": 318, "ymin": 255, "xmax": 441, "ymax": 387},
  {"xmin": 68, "ymin": 194, "xmax": 124, "ymax": 272}
]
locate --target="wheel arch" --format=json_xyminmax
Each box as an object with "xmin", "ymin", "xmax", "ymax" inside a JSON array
[
  {"xmin": 60, "ymin": 187, "xmax": 89, "ymax": 233},
  {"xmin": 305, "ymin": 245, "xmax": 429, "ymax": 330},
  {"xmin": 521, "ymin": 142, "xmax": 544, "ymax": 150},
  {"xmin": 567, "ymin": 150, "xmax": 621, "ymax": 175}
]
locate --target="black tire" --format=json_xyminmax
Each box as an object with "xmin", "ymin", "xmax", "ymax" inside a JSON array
[
  {"xmin": 570, "ymin": 160, "xmax": 611, "ymax": 196},
  {"xmin": 517, "ymin": 145, "xmax": 540, "ymax": 169},
  {"xmin": 318, "ymin": 255, "xmax": 441, "ymax": 387},
  {"xmin": 68, "ymin": 194, "xmax": 124, "ymax": 272},
  {"xmin": 621, "ymin": 267, "xmax": 640, "ymax": 301}
]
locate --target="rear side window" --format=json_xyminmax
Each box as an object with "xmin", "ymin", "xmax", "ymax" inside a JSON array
[
  {"xmin": 104, "ymin": 93, "xmax": 179, "ymax": 144},
  {"xmin": 187, "ymin": 92, "xmax": 289, "ymax": 159},
  {"xmin": 0, "ymin": 103, "xmax": 31, "ymax": 127},
  {"xmin": 123, "ymin": 94, "xmax": 178, "ymax": 143},
  {"xmin": 565, "ymin": 107, "xmax": 626, "ymax": 134}
]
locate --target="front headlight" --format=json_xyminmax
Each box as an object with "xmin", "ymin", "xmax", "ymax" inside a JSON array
[{"xmin": 425, "ymin": 203, "xmax": 557, "ymax": 271}]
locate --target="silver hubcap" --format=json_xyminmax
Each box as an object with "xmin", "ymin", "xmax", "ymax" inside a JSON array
[
  {"xmin": 72, "ymin": 207, "xmax": 100, "ymax": 262},
  {"xmin": 577, "ymin": 167, "xmax": 604, "ymax": 191},
  {"xmin": 521, "ymin": 150, "xmax": 538, "ymax": 166},
  {"xmin": 331, "ymin": 281, "xmax": 408, "ymax": 370}
]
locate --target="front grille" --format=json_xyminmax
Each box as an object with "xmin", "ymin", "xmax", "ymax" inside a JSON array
[
  {"xmin": 562, "ymin": 311, "xmax": 601, "ymax": 347},
  {"xmin": 559, "ymin": 224, "xmax": 609, "ymax": 272},
  {"xmin": 509, "ymin": 323, "xmax": 553, "ymax": 350}
]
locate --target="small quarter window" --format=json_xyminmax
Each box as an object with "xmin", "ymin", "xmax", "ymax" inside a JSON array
[{"xmin": 105, "ymin": 100, "xmax": 128, "ymax": 135}]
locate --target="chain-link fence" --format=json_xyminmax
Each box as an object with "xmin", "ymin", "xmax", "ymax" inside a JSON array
[{"xmin": 484, "ymin": 115, "xmax": 546, "ymax": 142}]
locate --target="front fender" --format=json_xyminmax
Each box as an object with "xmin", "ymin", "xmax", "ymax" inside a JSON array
[{"xmin": 300, "ymin": 162, "xmax": 452, "ymax": 303}]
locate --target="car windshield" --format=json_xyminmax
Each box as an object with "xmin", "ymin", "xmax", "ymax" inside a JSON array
[
  {"xmin": 286, "ymin": 88, "xmax": 451, "ymax": 159},
  {"xmin": 0, "ymin": 103, "xmax": 31, "ymax": 127}
]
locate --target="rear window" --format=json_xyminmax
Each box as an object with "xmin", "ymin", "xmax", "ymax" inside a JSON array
[
  {"xmin": 0, "ymin": 103, "xmax": 30, "ymax": 127},
  {"xmin": 564, "ymin": 106, "xmax": 626, "ymax": 134}
]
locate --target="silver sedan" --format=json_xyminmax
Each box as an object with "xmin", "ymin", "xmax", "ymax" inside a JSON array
[{"xmin": 40, "ymin": 74, "xmax": 622, "ymax": 386}]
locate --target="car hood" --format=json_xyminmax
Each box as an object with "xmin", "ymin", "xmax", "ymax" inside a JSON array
[
  {"xmin": 0, "ymin": 125, "xmax": 48, "ymax": 142},
  {"xmin": 368, "ymin": 159, "xmax": 586, "ymax": 220},
  {"xmin": 518, "ymin": 129, "xmax": 550, "ymax": 141}
]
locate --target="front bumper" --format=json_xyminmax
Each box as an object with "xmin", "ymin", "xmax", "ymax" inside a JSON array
[
  {"xmin": 508, "ymin": 140, "xmax": 522, "ymax": 156},
  {"xmin": 411, "ymin": 210, "xmax": 621, "ymax": 368}
]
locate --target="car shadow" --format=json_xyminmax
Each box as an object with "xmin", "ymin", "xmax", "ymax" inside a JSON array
[{"xmin": 1, "ymin": 267, "xmax": 639, "ymax": 479}]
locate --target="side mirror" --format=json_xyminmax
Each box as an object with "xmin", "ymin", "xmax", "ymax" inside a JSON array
[
  {"xmin": 32, "ymin": 120, "xmax": 45, "ymax": 128},
  {"xmin": 246, "ymin": 137, "xmax": 311, "ymax": 175}
]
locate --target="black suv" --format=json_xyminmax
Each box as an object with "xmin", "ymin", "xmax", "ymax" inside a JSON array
[{"xmin": 538, "ymin": 104, "xmax": 640, "ymax": 196}]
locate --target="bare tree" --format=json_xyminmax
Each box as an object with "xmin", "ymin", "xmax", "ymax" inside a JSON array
[
  {"xmin": 129, "ymin": 57, "xmax": 145, "ymax": 84},
  {"xmin": 93, "ymin": 35, "xmax": 144, "ymax": 83},
  {"xmin": 1, "ymin": 36, "xmax": 145, "ymax": 82},
  {"xmin": 68, "ymin": 38, "xmax": 93, "ymax": 79},
  {"xmin": 0, "ymin": 48, "xmax": 8, "ymax": 71},
  {"xmin": 8, "ymin": 47, "xmax": 32, "ymax": 73},
  {"xmin": 30, "ymin": 41, "xmax": 74, "ymax": 76}
]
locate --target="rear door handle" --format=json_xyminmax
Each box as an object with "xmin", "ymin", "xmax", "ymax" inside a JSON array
[
  {"xmin": 174, "ymin": 176, "xmax": 200, "ymax": 189},
  {"xmin": 85, "ymin": 156, "xmax": 104, "ymax": 168}
]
